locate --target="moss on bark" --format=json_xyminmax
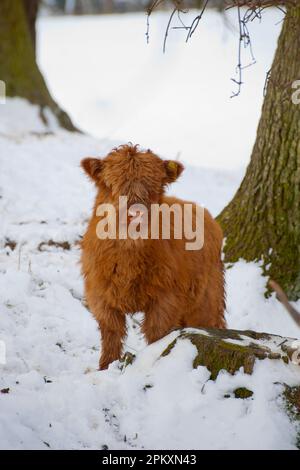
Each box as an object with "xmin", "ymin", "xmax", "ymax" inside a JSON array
[
  {"xmin": 283, "ymin": 385, "xmax": 300, "ymax": 448},
  {"xmin": 218, "ymin": 4, "xmax": 300, "ymax": 300},
  {"xmin": 160, "ymin": 328, "xmax": 298, "ymax": 380},
  {"xmin": 121, "ymin": 328, "xmax": 298, "ymax": 379},
  {"xmin": 234, "ymin": 387, "xmax": 253, "ymax": 399}
]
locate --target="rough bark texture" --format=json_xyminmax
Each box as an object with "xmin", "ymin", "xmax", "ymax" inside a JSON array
[
  {"xmin": 0, "ymin": 0, "xmax": 77, "ymax": 131},
  {"xmin": 283, "ymin": 384, "xmax": 300, "ymax": 448},
  {"xmin": 160, "ymin": 328, "xmax": 299, "ymax": 380},
  {"xmin": 217, "ymin": 4, "xmax": 300, "ymax": 300},
  {"xmin": 122, "ymin": 327, "xmax": 299, "ymax": 379}
]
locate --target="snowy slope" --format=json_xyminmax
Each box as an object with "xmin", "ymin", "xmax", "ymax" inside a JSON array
[{"xmin": 0, "ymin": 100, "xmax": 300, "ymax": 450}]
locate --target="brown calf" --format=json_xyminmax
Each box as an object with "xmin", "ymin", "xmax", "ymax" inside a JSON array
[{"xmin": 81, "ymin": 144, "xmax": 225, "ymax": 369}]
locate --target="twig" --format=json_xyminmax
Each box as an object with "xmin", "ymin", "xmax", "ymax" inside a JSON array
[
  {"xmin": 146, "ymin": 0, "xmax": 164, "ymax": 44},
  {"xmin": 163, "ymin": 8, "xmax": 177, "ymax": 53},
  {"xmin": 147, "ymin": 0, "xmax": 289, "ymax": 96},
  {"xmin": 186, "ymin": 0, "xmax": 210, "ymax": 42},
  {"xmin": 269, "ymin": 279, "xmax": 300, "ymax": 327},
  {"xmin": 231, "ymin": 6, "xmax": 243, "ymax": 97},
  {"xmin": 263, "ymin": 68, "xmax": 271, "ymax": 96}
]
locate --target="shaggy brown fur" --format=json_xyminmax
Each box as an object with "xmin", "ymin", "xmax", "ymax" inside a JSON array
[{"xmin": 81, "ymin": 144, "xmax": 225, "ymax": 370}]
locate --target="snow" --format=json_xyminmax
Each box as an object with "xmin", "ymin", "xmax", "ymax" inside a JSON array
[
  {"xmin": 1, "ymin": 6, "xmax": 300, "ymax": 450},
  {"xmin": 0, "ymin": 98, "xmax": 300, "ymax": 450},
  {"xmin": 37, "ymin": 9, "xmax": 284, "ymax": 170},
  {"xmin": 226, "ymin": 261, "xmax": 300, "ymax": 339}
]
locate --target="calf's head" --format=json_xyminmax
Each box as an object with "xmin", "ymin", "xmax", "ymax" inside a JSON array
[{"xmin": 81, "ymin": 144, "xmax": 184, "ymax": 214}]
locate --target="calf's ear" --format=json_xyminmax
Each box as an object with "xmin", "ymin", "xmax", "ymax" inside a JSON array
[
  {"xmin": 164, "ymin": 160, "xmax": 184, "ymax": 183},
  {"xmin": 81, "ymin": 158, "xmax": 103, "ymax": 181}
]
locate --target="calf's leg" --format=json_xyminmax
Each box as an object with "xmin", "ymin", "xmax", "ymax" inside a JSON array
[
  {"xmin": 142, "ymin": 298, "xmax": 182, "ymax": 344},
  {"xmin": 96, "ymin": 307, "xmax": 126, "ymax": 370}
]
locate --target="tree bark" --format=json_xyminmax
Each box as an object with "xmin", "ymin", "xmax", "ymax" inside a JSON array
[
  {"xmin": 218, "ymin": 4, "xmax": 300, "ymax": 300},
  {"xmin": 0, "ymin": 0, "xmax": 78, "ymax": 131},
  {"xmin": 22, "ymin": 0, "xmax": 39, "ymax": 54},
  {"xmin": 121, "ymin": 327, "xmax": 300, "ymax": 379}
]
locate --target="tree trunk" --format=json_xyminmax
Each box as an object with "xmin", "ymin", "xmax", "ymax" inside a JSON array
[
  {"xmin": 0, "ymin": 0, "xmax": 78, "ymax": 131},
  {"xmin": 218, "ymin": 4, "xmax": 300, "ymax": 300},
  {"xmin": 22, "ymin": 0, "xmax": 39, "ymax": 54}
]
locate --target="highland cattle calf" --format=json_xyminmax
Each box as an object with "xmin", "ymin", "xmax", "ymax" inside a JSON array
[{"xmin": 81, "ymin": 144, "xmax": 225, "ymax": 369}]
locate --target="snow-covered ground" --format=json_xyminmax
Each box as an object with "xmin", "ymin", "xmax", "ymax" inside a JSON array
[{"xmin": 0, "ymin": 99, "xmax": 300, "ymax": 450}]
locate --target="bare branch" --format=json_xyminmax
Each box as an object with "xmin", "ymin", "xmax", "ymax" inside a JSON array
[
  {"xmin": 186, "ymin": 0, "xmax": 210, "ymax": 42},
  {"xmin": 269, "ymin": 280, "xmax": 300, "ymax": 327},
  {"xmin": 146, "ymin": 0, "xmax": 294, "ymax": 96},
  {"xmin": 163, "ymin": 7, "xmax": 177, "ymax": 52}
]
